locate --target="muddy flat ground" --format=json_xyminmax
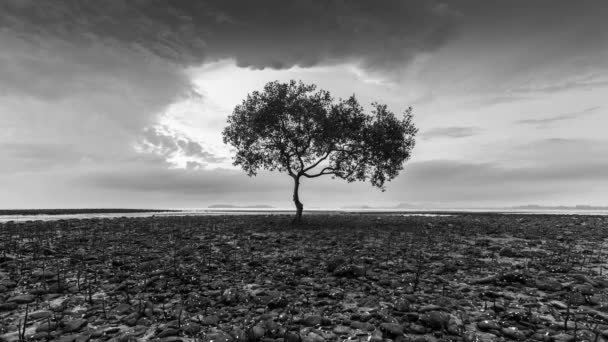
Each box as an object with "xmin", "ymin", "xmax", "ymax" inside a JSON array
[{"xmin": 1, "ymin": 214, "xmax": 608, "ymax": 342}]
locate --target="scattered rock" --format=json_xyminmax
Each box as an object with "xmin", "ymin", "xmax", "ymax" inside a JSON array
[
  {"xmin": 500, "ymin": 327, "xmax": 525, "ymax": 340},
  {"xmin": 63, "ymin": 319, "xmax": 88, "ymax": 333},
  {"xmin": 247, "ymin": 325, "xmax": 265, "ymax": 340},
  {"xmin": 1, "ymin": 214, "xmax": 607, "ymax": 342},
  {"xmin": 477, "ymin": 320, "xmax": 500, "ymax": 332},
  {"xmin": 535, "ymin": 278, "xmax": 562, "ymax": 292},
  {"xmin": 200, "ymin": 314, "xmax": 220, "ymax": 326},
  {"xmin": 182, "ymin": 322, "xmax": 201, "ymax": 335},
  {"xmin": 552, "ymin": 333, "xmax": 575, "ymax": 342},
  {"xmin": 332, "ymin": 264, "xmax": 366, "ymax": 278},
  {"xmin": 408, "ymin": 323, "xmax": 426, "ymax": 334},
  {"xmin": 301, "ymin": 315, "xmax": 323, "ymax": 327},
  {"xmin": 379, "ymin": 323, "xmax": 403, "ymax": 336},
  {"xmin": 351, "ymin": 321, "xmax": 375, "ymax": 331},
  {"xmin": 36, "ymin": 321, "xmax": 58, "ymax": 332},
  {"xmin": 204, "ymin": 331, "xmax": 233, "ymax": 342},
  {"xmin": 393, "ymin": 299, "xmax": 411, "ymax": 312},
  {"xmin": 157, "ymin": 328, "xmax": 179, "ymax": 338},
  {"xmin": 332, "ymin": 325, "xmax": 353, "ymax": 335},
  {"xmin": 420, "ymin": 311, "xmax": 449, "ymax": 330},
  {"xmin": 499, "ymin": 247, "xmax": 522, "ymax": 258},
  {"xmin": 326, "ymin": 257, "xmax": 347, "ymax": 272}
]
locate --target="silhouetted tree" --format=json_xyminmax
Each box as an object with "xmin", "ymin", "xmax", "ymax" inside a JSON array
[{"xmin": 222, "ymin": 80, "xmax": 417, "ymax": 222}]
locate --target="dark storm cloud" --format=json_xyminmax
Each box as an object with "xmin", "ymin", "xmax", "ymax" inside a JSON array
[
  {"xmin": 0, "ymin": 0, "xmax": 463, "ymax": 71},
  {"xmin": 517, "ymin": 107, "xmax": 601, "ymax": 127},
  {"xmin": 421, "ymin": 126, "xmax": 478, "ymax": 139}
]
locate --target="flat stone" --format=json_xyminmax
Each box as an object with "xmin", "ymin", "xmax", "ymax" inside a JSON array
[
  {"xmin": 301, "ymin": 315, "xmax": 323, "ymax": 327},
  {"xmin": 29, "ymin": 310, "xmax": 52, "ymax": 320},
  {"xmin": 162, "ymin": 337, "xmax": 185, "ymax": 342},
  {"xmin": 351, "ymin": 321, "xmax": 375, "ymax": 331},
  {"xmin": 552, "ymin": 333, "xmax": 575, "ymax": 342},
  {"xmin": 157, "ymin": 328, "xmax": 179, "ymax": 338},
  {"xmin": 333, "ymin": 264, "xmax": 366, "ymax": 278},
  {"xmin": 7, "ymin": 294, "xmax": 36, "ymax": 304},
  {"xmin": 394, "ymin": 299, "xmax": 411, "ymax": 312},
  {"xmin": 103, "ymin": 327, "xmax": 121, "ymax": 335},
  {"xmin": 306, "ymin": 331, "xmax": 325, "ymax": 342},
  {"xmin": 535, "ymin": 278, "xmax": 562, "ymax": 292},
  {"xmin": 332, "ymin": 325, "xmax": 353, "ymax": 335},
  {"xmin": 36, "ymin": 322, "xmax": 58, "ymax": 332},
  {"xmin": 549, "ymin": 300, "xmax": 568, "ymax": 310},
  {"xmin": 113, "ymin": 303, "xmax": 131, "ymax": 315},
  {"xmin": 477, "ymin": 320, "xmax": 500, "ymax": 331},
  {"xmin": 63, "ymin": 319, "xmax": 88, "ymax": 333},
  {"xmin": 75, "ymin": 334, "xmax": 91, "ymax": 342},
  {"xmin": 419, "ymin": 304, "xmax": 446, "ymax": 312},
  {"xmin": 55, "ymin": 335, "xmax": 78, "ymax": 342},
  {"xmin": 500, "ymin": 327, "xmax": 525, "ymax": 341},
  {"xmin": 203, "ymin": 332, "xmax": 233, "ymax": 342},
  {"xmin": 248, "ymin": 325, "xmax": 265, "ymax": 340},
  {"xmin": 123, "ymin": 312, "xmax": 140, "ymax": 326},
  {"xmin": 200, "ymin": 314, "xmax": 220, "ymax": 326},
  {"xmin": 181, "ymin": 322, "xmax": 201, "ymax": 335},
  {"xmin": 420, "ymin": 311, "xmax": 449, "ymax": 330},
  {"xmin": 408, "ymin": 323, "xmax": 426, "ymax": 334},
  {"xmin": 380, "ymin": 323, "xmax": 404, "ymax": 336}
]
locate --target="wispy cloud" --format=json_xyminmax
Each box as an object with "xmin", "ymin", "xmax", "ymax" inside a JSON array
[
  {"xmin": 138, "ymin": 126, "xmax": 227, "ymax": 169},
  {"xmin": 421, "ymin": 126, "xmax": 479, "ymax": 140},
  {"xmin": 517, "ymin": 106, "xmax": 600, "ymax": 127},
  {"xmin": 511, "ymin": 77, "xmax": 608, "ymax": 95}
]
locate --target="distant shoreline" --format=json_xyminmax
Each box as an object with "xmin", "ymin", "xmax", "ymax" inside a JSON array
[
  {"xmin": 2, "ymin": 205, "xmax": 607, "ymax": 217},
  {"xmin": 1, "ymin": 208, "xmax": 608, "ymax": 224},
  {"xmin": 0, "ymin": 208, "xmax": 175, "ymax": 216}
]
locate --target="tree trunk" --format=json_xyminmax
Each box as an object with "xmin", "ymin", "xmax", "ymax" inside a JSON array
[{"xmin": 292, "ymin": 176, "xmax": 303, "ymax": 223}]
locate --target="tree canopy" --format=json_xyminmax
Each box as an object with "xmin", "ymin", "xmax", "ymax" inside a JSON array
[{"xmin": 223, "ymin": 80, "xmax": 417, "ymax": 222}]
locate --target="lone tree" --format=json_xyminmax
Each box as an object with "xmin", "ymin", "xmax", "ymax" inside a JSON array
[{"xmin": 223, "ymin": 80, "xmax": 417, "ymax": 222}]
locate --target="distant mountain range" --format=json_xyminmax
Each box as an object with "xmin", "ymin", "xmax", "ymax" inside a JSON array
[
  {"xmin": 207, "ymin": 204, "xmax": 275, "ymax": 209},
  {"xmin": 511, "ymin": 205, "xmax": 608, "ymax": 210},
  {"xmin": 341, "ymin": 203, "xmax": 431, "ymax": 210},
  {"xmin": 341, "ymin": 203, "xmax": 608, "ymax": 210}
]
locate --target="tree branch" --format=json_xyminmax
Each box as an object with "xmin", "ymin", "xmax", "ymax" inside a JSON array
[
  {"xmin": 269, "ymin": 136, "xmax": 295, "ymax": 177},
  {"xmin": 302, "ymin": 167, "xmax": 337, "ymax": 178},
  {"xmin": 302, "ymin": 149, "xmax": 333, "ymax": 173}
]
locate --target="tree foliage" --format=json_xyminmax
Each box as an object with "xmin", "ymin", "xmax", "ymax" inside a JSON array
[{"xmin": 223, "ymin": 80, "xmax": 417, "ymax": 221}]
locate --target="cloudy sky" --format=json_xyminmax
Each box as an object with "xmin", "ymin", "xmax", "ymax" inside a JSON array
[{"xmin": 1, "ymin": 0, "xmax": 607, "ymax": 209}]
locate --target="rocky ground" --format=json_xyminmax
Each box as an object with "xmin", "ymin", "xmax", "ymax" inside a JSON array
[{"xmin": 1, "ymin": 213, "xmax": 608, "ymax": 342}]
